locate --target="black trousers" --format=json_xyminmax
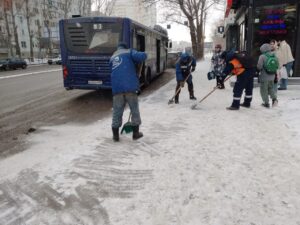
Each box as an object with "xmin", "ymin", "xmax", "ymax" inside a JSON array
[
  {"xmin": 175, "ymin": 76, "xmax": 194, "ymax": 101},
  {"xmin": 231, "ymin": 72, "xmax": 254, "ymax": 108},
  {"xmin": 216, "ymin": 75, "xmax": 225, "ymax": 89}
]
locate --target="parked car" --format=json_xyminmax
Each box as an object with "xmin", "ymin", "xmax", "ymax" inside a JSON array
[
  {"xmin": 167, "ymin": 51, "xmax": 181, "ymax": 68},
  {"xmin": 48, "ymin": 56, "xmax": 62, "ymax": 65},
  {"xmin": 0, "ymin": 58, "xmax": 27, "ymax": 70}
]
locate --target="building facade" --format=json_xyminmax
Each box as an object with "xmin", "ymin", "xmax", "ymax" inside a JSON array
[
  {"xmin": 110, "ymin": 0, "xmax": 157, "ymax": 27},
  {"xmin": 0, "ymin": 0, "xmax": 91, "ymax": 59},
  {"xmin": 224, "ymin": 0, "xmax": 300, "ymax": 77}
]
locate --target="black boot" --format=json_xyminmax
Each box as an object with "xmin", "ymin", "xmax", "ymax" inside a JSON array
[
  {"xmin": 132, "ymin": 126, "xmax": 143, "ymax": 140},
  {"xmin": 190, "ymin": 95, "xmax": 197, "ymax": 100},
  {"xmin": 188, "ymin": 83, "xmax": 196, "ymax": 100},
  {"xmin": 175, "ymin": 96, "xmax": 179, "ymax": 104},
  {"xmin": 112, "ymin": 127, "xmax": 119, "ymax": 142}
]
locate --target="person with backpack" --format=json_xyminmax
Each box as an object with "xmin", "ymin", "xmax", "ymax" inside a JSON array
[
  {"xmin": 222, "ymin": 50, "xmax": 255, "ymax": 110},
  {"xmin": 211, "ymin": 44, "xmax": 226, "ymax": 89},
  {"xmin": 109, "ymin": 42, "xmax": 147, "ymax": 141},
  {"xmin": 257, "ymin": 43, "xmax": 279, "ymax": 108},
  {"xmin": 174, "ymin": 52, "xmax": 197, "ymax": 104},
  {"xmin": 270, "ymin": 39, "xmax": 280, "ymax": 99}
]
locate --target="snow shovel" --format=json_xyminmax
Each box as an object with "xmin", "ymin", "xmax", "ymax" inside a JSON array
[
  {"xmin": 168, "ymin": 72, "xmax": 192, "ymax": 104},
  {"xmin": 191, "ymin": 74, "xmax": 233, "ymax": 110},
  {"xmin": 121, "ymin": 113, "xmax": 133, "ymax": 134}
]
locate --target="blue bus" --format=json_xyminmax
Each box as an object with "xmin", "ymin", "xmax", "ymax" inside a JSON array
[{"xmin": 59, "ymin": 16, "xmax": 169, "ymax": 90}]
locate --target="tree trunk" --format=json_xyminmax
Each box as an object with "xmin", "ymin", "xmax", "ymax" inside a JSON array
[
  {"xmin": 196, "ymin": 3, "xmax": 205, "ymax": 59},
  {"xmin": 189, "ymin": 20, "xmax": 198, "ymax": 58},
  {"xmin": 4, "ymin": 8, "xmax": 13, "ymax": 56},
  {"xmin": 25, "ymin": 0, "xmax": 34, "ymax": 61},
  {"xmin": 11, "ymin": 3, "xmax": 21, "ymax": 57}
]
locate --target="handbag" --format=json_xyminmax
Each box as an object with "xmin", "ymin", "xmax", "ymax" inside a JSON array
[
  {"xmin": 207, "ymin": 71, "xmax": 216, "ymax": 80},
  {"xmin": 280, "ymin": 66, "xmax": 288, "ymax": 79}
]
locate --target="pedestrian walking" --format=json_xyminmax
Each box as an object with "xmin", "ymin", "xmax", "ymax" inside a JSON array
[
  {"xmin": 222, "ymin": 50, "xmax": 255, "ymax": 110},
  {"xmin": 109, "ymin": 42, "xmax": 147, "ymax": 141},
  {"xmin": 270, "ymin": 39, "xmax": 280, "ymax": 99},
  {"xmin": 174, "ymin": 52, "xmax": 197, "ymax": 104},
  {"xmin": 277, "ymin": 39, "xmax": 294, "ymax": 90},
  {"xmin": 257, "ymin": 43, "xmax": 279, "ymax": 108},
  {"xmin": 211, "ymin": 44, "xmax": 226, "ymax": 89}
]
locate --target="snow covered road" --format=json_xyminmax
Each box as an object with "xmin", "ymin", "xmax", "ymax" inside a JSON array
[{"xmin": 0, "ymin": 58, "xmax": 300, "ymax": 225}]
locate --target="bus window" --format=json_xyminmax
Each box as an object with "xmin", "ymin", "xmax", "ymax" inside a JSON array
[
  {"xmin": 136, "ymin": 34, "xmax": 145, "ymax": 52},
  {"xmin": 64, "ymin": 22, "xmax": 123, "ymax": 54},
  {"xmin": 156, "ymin": 39, "xmax": 161, "ymax": 73}
]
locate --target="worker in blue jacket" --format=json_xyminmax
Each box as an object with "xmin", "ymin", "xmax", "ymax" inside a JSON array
[
  {"xmin": 174, "ymin": 52, "xmax": 197, "ymax": 104},
  {"xmin": 109, "ymin": 42, "xmax": 147, "ymax": 141}
]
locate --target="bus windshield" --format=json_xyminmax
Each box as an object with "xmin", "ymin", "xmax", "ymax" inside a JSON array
[{"xmin": 64, "ymin": 22, "xmax": 123, "ymax": 55}]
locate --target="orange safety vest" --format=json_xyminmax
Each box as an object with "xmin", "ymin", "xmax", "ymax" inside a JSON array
[{"xmin": 230, "ymin": 58, "xmax": 245, "ymax": 76}]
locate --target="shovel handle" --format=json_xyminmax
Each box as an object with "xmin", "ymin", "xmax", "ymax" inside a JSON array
[
  {"xmin": 168, "ymin": 72, "xmax": 192, "ymax": 103},
  {"xmin": 194, "ymin": 74, "xmax": 233, "ymax": 105}
]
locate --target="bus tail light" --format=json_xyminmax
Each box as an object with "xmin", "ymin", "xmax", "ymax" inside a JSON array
[{"xmin": 63, "ymin": 66, "xmax": 68, "ymax": 79}]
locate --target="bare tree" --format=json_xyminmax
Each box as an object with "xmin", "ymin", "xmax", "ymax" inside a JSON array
[
  {"xmin": 77, "ymin": 0, "xmax": 92, "ymax": 16},
  {"xmin": 63, "ymin": 0, "xmax": 72, "ymax": 18},
  {"xmin": 16, "ymin": 0, "xmax": 36, "ymax": 61},
  {"xmin": 11, "ymin": 0, "xmax": 21, "ymax": 57},
  {"xmin": 92, "ymin": 0, "xmax": 117, "ymax": 16},
  {"xmin": 3, "ymin": 0, "xmax": 14, "ymax": 56},
  {"xmin": 3, "ymin": 0, "xmax": 21, "ymax": 57},
  {"xmin": 144, "ymin": 0, "xmax": 224, "ymax": 59},
  {"xmin": 41, "ymin": 0, "xmax": 54, "ymax": 56}
]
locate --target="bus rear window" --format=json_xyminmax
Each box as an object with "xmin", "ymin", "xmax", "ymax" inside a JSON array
[{"xmin": 64, "ymin": 22, "xmax": 123, "ymax": 54}]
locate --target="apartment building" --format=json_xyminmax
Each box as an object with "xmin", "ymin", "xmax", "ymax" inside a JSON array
[
  {"xmin": 110, "ymin": 0, "xmax": 157, "ymax": 27},
  {"xmin": 0, "ymin": 0, "xmax": 91, "ymax": 59}
]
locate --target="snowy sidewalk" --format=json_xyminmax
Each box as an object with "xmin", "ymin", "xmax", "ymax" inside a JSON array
[{"xmin": 0, "ymin": 58, "xmax": 300, "ymax": 225}]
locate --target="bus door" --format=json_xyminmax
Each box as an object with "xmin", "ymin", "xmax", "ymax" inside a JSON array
[{"xmin": 156, "ymin": 39, "xmax": 161, "ymax": 73}]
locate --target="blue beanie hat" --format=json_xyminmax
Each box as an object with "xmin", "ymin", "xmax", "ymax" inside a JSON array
[{"xmin": 118, "ymin": 42, "xmax": 128, "ymax": 49}]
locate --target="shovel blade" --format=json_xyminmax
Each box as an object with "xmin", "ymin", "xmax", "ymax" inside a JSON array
[
  {"xmin": 168, "ymin": 99, "xmax": 174, "ymax": 104},
  {"xmin": 121, "ymin": 122, "xmax": 133, "ymax": 134},
  {"xmin": 191, "ymin": 103, "xmax": 198, "ymax": 110}
]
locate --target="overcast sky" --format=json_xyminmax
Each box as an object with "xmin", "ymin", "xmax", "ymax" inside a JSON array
[{"xmin": 157, "ymin": 4, "xmax": 225, "ymax": 43}]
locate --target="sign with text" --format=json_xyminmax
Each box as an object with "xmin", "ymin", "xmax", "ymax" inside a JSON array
[{"xmin": 257, "ymin": 8, "xmax": 287, "ymax": 35}]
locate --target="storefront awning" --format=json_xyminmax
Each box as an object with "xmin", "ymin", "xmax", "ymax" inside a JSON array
[{"xmin": 225, "ymin": 0, "xmax": 232, "ymax": 17}]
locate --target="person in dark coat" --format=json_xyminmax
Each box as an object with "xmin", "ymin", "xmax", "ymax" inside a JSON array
[
  {"xmin": 222, "ymin": 50, "xmax": 255, "ymax": 110},
  {"xmin": 174, "ymin": 52, "xmax": 197, "ymax": 104},
  {"xmin": 109, "ymin": 42, "xmax": 147, "ymax": 141},
  {"xmin": 211, "ymin": 44, "xmax": 226, "ymax": 89}
]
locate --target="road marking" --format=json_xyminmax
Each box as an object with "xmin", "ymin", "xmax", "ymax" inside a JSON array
[{"xmin": 0, "ymin": 69, "xmax": 62, "ymax": 80}]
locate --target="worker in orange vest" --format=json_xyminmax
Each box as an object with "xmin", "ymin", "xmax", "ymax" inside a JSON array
[{"xmin": 222, "ymin": 50, "xmax": 255, "ymax": 110}]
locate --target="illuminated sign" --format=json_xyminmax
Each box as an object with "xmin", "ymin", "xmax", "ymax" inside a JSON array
[{"xmin": 258, "ymin": 8, "xmax": 287, "ymax": 35}]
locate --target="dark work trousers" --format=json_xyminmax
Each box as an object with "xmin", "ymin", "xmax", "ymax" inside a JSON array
[
  {"xmin": 175, "ymin": 75, "xmax": 194, "ymax": 102},
  {"xmin": 231, "ymin": 70, "xmax": 254, "ymax": 108},
  {"xmin": 216, "ymin": 75, "xmax": 225, "ymax": 89}
]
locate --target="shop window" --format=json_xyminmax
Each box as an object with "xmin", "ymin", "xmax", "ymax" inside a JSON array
[{"xmin": 252, "ymin": 4, "xmax": 297, "ymax": 59}]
